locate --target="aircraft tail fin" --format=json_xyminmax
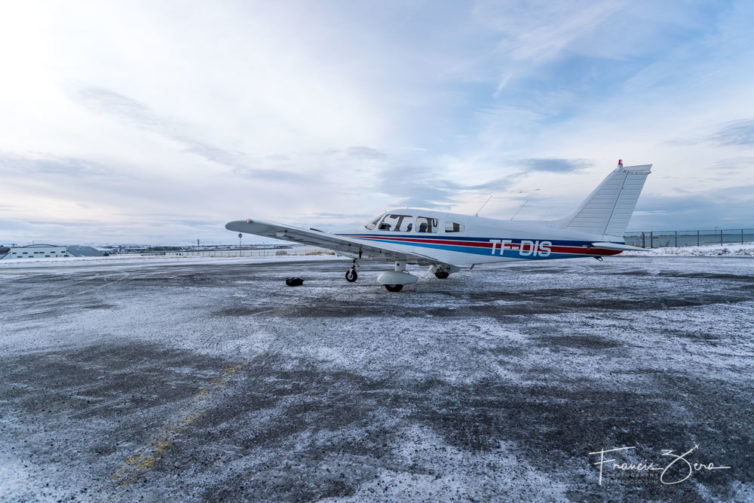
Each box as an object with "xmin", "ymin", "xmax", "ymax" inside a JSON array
[{"xmin": 559, "ymin": 161, "xmax": 651, "ymax": 237}]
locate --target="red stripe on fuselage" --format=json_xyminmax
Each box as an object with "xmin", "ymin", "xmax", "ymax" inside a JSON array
[
  {"xmin": 361, "ymin": 236, "xmax": 492, "ymax": 248},
  {"xmin": 352, "ymin": 235, "xmax": 621, "ymax": 256}
]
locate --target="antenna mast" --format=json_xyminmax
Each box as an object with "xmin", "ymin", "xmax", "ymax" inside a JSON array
[
  {"xmin": 510, "ymin": 189, "xmax": 541, "ymax": 220},
  {"xmin": 475, "ymin": 194, "xmax": 494, "ymax": 217}
]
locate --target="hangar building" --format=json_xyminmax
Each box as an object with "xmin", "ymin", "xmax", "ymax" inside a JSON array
[{"xmin": 5, "ymin": 244, "xmax": 71, "ymax": 259}]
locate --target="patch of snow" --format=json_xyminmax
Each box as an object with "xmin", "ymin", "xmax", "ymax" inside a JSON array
[
  {"xmin": 622, "ymin": 242, "xmax": 754, "ymax": 257},
  {"xmin": 320, "ymin": 425, "xmax": 569, "ymax": 502},
  {"xmin": 0, "ymin": 253, "xmax": 347, "ymax": 269}
]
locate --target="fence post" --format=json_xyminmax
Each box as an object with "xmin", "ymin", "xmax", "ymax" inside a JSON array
[
  {"xmin": 720, "ymin": 229, "xmax": 723, "ymax": 246},
  {"xmin": 650, "ymin": 231, "xmax": 654, "ymax": 248},
  {"xmin": 674, "ymin": 231, "xmax": 678, "ymax": 247},
  {"xmin": 742, "ymin": 229, "xmax": 745, "ymax": 245},
  {"xmin": 641, "ymin": 232, "xmax": 645, "ymax": 248},
  {"xmin": 697, "ymin": 230, "xmax": 700, "ymax": 246}
]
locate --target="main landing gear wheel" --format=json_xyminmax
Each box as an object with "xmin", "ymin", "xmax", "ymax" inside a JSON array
[
  {"xmin": 434, "ymin": 270, "xmax": 450, "ymax": 279},
  {"xmin": 345, "ymin": 267, "xmax": 358, "ymax": 282},
  {"xmin": 378, "ymin": 263, "xmax": 416, "ymax": 292}
]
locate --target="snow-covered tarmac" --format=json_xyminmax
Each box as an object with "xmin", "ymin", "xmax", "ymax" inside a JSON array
[{"xmin": 1, "ymin": 255, "xmax": 752, "ymax": 502}]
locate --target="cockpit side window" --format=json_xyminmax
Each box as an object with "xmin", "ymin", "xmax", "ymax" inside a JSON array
[
  {"xmin": 416, "ymin": 216, "xmax": 438, "ymax": 233},
  {"xmin": 379, "ymin": 214, "xmax": 413, "ymax": 232},
  {"xmin": 444, "ymin": 221, "xmax": 465, "ymax": 233}
]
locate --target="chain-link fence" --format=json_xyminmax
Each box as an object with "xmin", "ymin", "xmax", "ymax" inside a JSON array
[
  {"xmin": 624, "ymin": 229, "xmax": 754, "ymax": 248},
  {"xmin": 135, "ymin": 246, "xmax": 335, "ymax": 258}
]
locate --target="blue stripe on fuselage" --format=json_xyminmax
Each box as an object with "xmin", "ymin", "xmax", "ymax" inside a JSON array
[
  {"xmin": 337, "ymin": 234, "xmax": 615, "ymax": 259},
  {"xmin": 338, "ymin": 234, "xmax": 603, "ymax": 248}
]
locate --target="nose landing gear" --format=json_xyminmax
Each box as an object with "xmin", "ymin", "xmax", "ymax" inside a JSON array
[
  {"xmin": 345, "ymin": 259, "xmax": 358, "ymax": 282},
  {"xmin": 345, "ymin": 267, "xmax": 358, "ymax": 282}
]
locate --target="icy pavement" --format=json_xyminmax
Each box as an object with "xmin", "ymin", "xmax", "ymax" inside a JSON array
[{"xmin": 1, "ymin": 256, "xmax": 752, "ymax": 502}]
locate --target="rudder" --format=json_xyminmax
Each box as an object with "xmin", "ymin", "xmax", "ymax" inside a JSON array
[{"xmin": 562, "ymin": 161, "xmax": 652, "ymax": 237}]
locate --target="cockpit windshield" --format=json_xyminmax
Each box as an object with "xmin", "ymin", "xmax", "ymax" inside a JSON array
[
  {"xmin": 365, "ymin": 213, "xmax": 385, "ymax": 230},
  {"xmin": 378, "ymin": 214, "xmax": 414, "ymax": 232}
]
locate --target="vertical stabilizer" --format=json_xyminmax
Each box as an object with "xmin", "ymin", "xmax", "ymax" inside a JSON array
[{"xmin": 562, "ymin": 161, "xmax": 652, "ymax": 237}]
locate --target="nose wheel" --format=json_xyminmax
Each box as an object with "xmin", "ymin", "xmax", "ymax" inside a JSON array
[{"xmin": 345, "ymin": 265, "xmax": 358, "ymax": 282}]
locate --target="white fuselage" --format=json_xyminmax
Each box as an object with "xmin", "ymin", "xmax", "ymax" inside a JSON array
[{"xmin": 337, "ymin": 208, "xmax": 624, "ymax": 267}]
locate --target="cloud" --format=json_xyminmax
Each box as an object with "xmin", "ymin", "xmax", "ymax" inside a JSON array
[
  {"xmin": 475, "ymin": 0, "xmax": 624, "ymax": 64},
  {"xmin": 76, "ymin": 87, "xmax": 160, "ymax": 128},
  {"xmin": 712, "ymin": 119, "xmax": 754, "ymax": 146},
  {"xmin": 73, "ymin": 86, "xmax": 320, "ymax": 184},
  {"xmin": 468, "ymin": 177, "xmax": 519, "ymax": 191},
  {"xmin": 0, "ymin": 154, "xmax": 109, "ymax": 178},
  {"xmin": 347, "ymin": 146, "xmax": 388, "ymax": 161},
  {"xmin": 374, "ymin": 163, "xmax": 518, "ymax": 208},
  {"xmin": 75, "ymin": 86, "xmax": 245, "ymax": 168},
  {"xmin": 518, "ymin": 158, "xmax": 591, "ymax": 173},
  {"xmin": 629, "ymin": 184, "xmax": 754, "ymax": 230},
  {"xmin": 2, "ymin": 2, "xmax": 754, "ymax": 244}
]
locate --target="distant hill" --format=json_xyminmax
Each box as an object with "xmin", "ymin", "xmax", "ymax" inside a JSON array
[{"xmin": 67, "ymin": 245, "xmax": 106, "ymax": 257}]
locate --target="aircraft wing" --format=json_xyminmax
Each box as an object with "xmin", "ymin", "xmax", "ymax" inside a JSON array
[{"xmin": 225, "ymin": 219, "xmax": 449, "ymax": 266}]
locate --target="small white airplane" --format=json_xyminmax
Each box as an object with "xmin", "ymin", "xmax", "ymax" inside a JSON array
[{"xmin": 226, "ymin": 160, "xmax": 651, "ymax": 291}]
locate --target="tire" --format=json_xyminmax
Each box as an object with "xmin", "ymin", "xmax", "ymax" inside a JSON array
[
  {"xmin": 345, "ymin": 268, "xmax": 358, "ymax": 282},
  {"xmin": 434, "ymin": 270, "xmax": 450, "ymax": 279},
  {"xmin": 384, "ymin": 284, "xmax": 403, "ymax": 292},
  {"xmin": 285, "ymin": 277, "xmax": 304, "ymax": 287}
]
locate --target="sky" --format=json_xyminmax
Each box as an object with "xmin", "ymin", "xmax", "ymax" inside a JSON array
[{"xmin": 1, "ymin": 0, "xmax": 753, "ymax": 245}]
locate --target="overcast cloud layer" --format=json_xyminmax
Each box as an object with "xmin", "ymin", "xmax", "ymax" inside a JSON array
[{"xmin": 1, "ymin": 0, "xmax": 753, "ymax": 245}]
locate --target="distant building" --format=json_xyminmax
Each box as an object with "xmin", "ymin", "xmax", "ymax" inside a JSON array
[{"xmin": 5, "ymin": 244, "xmax": 71, "ymax": 259}]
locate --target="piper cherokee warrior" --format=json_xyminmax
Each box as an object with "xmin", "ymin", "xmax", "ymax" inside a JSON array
[{"xmin": 226, "ymin": 160, "xmax": 651, "ymax": 292}]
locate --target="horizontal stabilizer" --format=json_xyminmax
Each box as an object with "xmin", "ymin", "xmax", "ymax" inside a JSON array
[{"xmin": 592, "ymin": 242, "xmax": 649, "ymax": 252}]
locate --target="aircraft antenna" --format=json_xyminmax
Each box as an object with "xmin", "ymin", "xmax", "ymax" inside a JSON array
[
  {"xmin": 475, "ymin": 194, "xmax": 494, "ymax": 217},
  {"xmin": 510, "ymin": 189, "xmax": 541, "ymax": 220}
]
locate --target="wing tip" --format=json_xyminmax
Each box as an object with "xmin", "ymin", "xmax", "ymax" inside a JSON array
[{"xmin": 225, "ymin": 219, "xmax": 252, "ymax": 232}]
